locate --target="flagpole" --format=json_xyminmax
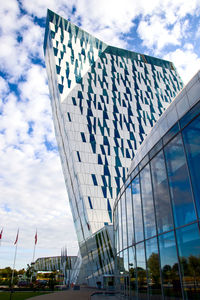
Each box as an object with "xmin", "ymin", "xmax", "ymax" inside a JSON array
[
  {"xmin": 11, "ymin": 229, "xmax": 19, "ymax": 287},
  {"xmin": 30, "ymin": 230, "xmax": 37, "ymax": 284},
  {"xmin": 11, "ymin": 242, "xmax": 18, "ymax": 286}
]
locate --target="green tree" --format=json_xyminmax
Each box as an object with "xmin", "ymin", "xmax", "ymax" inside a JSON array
[
  {"xmin": 147, "ymin": 253, "xmax": 160, "ymax": 286},
  {"xmin": 188, "ymin": 255, "xmax": 200, "ymax": 287}
]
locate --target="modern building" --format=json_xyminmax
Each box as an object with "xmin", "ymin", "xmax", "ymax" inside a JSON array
[
  {"xmin": 34, "ymin": 255, "xmax": 78, "ymax": 285},
  {"xmin": 113, "ymin": 71, "xmax": 200, "ymax": 299},
  {"xmin": 44, "ymin": 9, "xmax": 183, "ymax": 285}
]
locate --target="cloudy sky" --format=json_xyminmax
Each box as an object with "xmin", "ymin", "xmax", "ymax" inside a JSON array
[{"xmin": 0, "ymin": 0, "xmax": 200, "ymax": 270}]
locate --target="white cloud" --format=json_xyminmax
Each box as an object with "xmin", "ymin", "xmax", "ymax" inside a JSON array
[
  {"xmin": 137, "ymin": 16, "xmax": 181, "ymax": 52},
  {"xmin": 0, "ymin": 77, "xmax": 9, "ymax": 98},
  {"xmin": 164, "ymin": 47, "xmax": 200, "ymax": 84}
]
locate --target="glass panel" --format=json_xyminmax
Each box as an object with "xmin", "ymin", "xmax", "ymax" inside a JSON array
[
  {"xmin": 126, "ymin": 183, "xmax": 134, "ymax": 247},
  {"xmin": 118, "ymin": 200, "xmax": 123, "ymax": 252},
  {"xmin": 182, "ymin": 114, "xmax": 200, "ymax": 217},
  {"xmin": 119, "ymin": 251, "xmax": 125, "ymax": 295},
  {"xmin": 129, "ymin": 246, "xmax": 137, "ymax": 298},
  {"xmin": 180, "ymin": 100, "xmax": 200, "ymax": 129},
  {"xmin": 130, "ymin": 165, "xmax": 139, "ymax": 182},
  {"xmin": 139, "ymin": 154, "xmax": 149, "ymax": 170},
  {"xmin": 136, "ymin": 242, "xmax": 147, "ymax": 299},
  {"xmin": 121, "ymin": 192, "xmax": 127, "ymax": 249},
  {"xmin": 163, "ymin": 122, "xmax": 179, "ymax": 146},
  {"xmin": 132, "ymin": 176, "xmax": 144, "ymax": 243},
  {"xmin": 151, "ymin": 150, "xmax": 173, "ymax": 234},
  {"xmin": 123, "ymin": 249, "xmax": 129, "ymax": 297},
  {"xmin": 116, "ymin": 251, "xmax": 123, "ymax": 275},
  {"xmin": 145, "ymin": 237, "xmax": 162, "ymax": 299},
  {"xmin": 140, "ymin": 164, "xmax": 156, "ymax": 239},
  {"xmin": 176, "ymin": 223, "xmax": 200, "ymax": 300},
  {"xmin": 164, "ymin": 133, "xmax": 196, "ymax": 227},
  {"xmin": 115, "ymin": 205, "xmax": 119, "ymax": 253},
  {"xmin": 149, "ymin": 139, "xmax": 163, "ymax": 160},
  {"xmin": 123, "ymin": 249, "xmax": 129, "ymax": 275},
  {"xmin": 159, "ymin": 231, "xmax": 182, "ymax": 299}
]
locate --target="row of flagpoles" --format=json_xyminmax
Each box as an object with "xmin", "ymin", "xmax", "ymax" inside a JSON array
[
  {"xmin": 0, "ymin": 228, "xmax": 38, "ymax": 286},
  {"xmin": 0, "ymin": 228, "xmax": 37, "ymax": 246}
]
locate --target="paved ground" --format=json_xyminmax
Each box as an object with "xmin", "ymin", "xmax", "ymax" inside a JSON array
[
  {"xmin": 30, "ymin": 288, "xmax": 99, "ymax": 300},
  {"xmin": 30, "ymin": 288, "xmax": 123, "ymax": 300}
]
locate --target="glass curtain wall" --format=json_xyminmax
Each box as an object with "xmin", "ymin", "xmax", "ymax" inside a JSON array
[{"xmin": 114, "ymin": 100, "xmax": 200, "ymax": 300}]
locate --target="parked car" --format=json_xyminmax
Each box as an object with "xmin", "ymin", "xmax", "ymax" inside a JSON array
[{"xmin": 18, "ymin": 280, "xmax": 28, "ymax": 287}]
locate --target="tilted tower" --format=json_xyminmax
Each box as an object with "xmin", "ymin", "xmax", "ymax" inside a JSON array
[{"xmin": 44, "ymin": 9, "xmax": 183, "ymax": 285}]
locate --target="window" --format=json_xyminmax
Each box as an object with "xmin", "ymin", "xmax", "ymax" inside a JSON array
[
  {"xmin": 159, "ymin": 231, "xmax": 182, "ymax": 299},
  {"xmin": 132, "ymin": 176, "xmax": 144, "ymax": 243},
  {"xmin": 176, "ymin": 223, "xmax": 200, "ymax": 300},
  {"xmin": 182, "ymin": 114, "xmax": 200, "ymax": 218},
  {"xmin": 164, "ymin": 134, "xmax": 196, "ymax": 227},
  {"xmin": 121, "ymin": 193, "xmax": 127, "ymax": 249},
  {"xmin": 136, "ymin": 242, "xmax": 147, "ymax": 298},
  {"xmin": 151, "ymin": 150, "xmax": 173, "ymax": 234},
  {"xmin": 126, "ymin": 184, "xmax": 134, "ymax": 247},
  {"xmin": 140, "ymin": 164, "xmax": 156, "ymax": 239},
  {"xmin": 145, "ymin": 237, "xmax": 162, "ymax": 298}
]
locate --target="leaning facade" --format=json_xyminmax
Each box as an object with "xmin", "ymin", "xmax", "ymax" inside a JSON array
[{"xmin": 44, "ymin": 9, "xmax": 183, "ymax": 286}]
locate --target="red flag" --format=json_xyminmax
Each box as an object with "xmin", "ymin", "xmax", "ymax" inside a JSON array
[
  {"xmin": 14, "ymin": 229, "xmax": 19, "ymax": 245},
  {"xmin": 35, "ymin": 231, "xmax": 37, "ymax": 245},
  {"xmin": 0, "ymin": 228, "xmax": 3, "ymax": 240}
]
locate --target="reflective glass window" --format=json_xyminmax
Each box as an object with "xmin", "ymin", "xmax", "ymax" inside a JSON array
[
  {"xmin": 140, "ymin": 164, "xmax": 156, "ymax": 239},
  {"xmin": 129, "ymin": 246, "xmax": 137, "ymax": 298},
  {"xmin": 145, "ymin": 237, "xmax": 162, "ymax": 299},
  {"xmin": 116, "ymin": 251, "xmax": 123, "ymax": 275},
  {"xmin": 149, "ymin": 139, "xmax": 163, "ymax": 160},
  {"xmin": 180, "ymin": 100, "xmax": 200, "ymax": 129},
  {"xmin": 164, "ymin": 133, "xmax": 196, "ymax": 227},
  {"xmin": 163, "ymin": 122, "xmax": 179, "ymax": 146},
  {"xmin": 121, "ymin": 192, "xmax": 127, "ymax": 249},
  {"xmin": 126, "ymin": 183, "xmax": 134, "ymax": 247},
  {"xmin": 123, "ymin": 249, "xmax": 129, "ymax": 275},
  {"xmin": 136, "ymin": 242, "xmax": 147, "ymax": 299},
  {"xmin": 151, "ymin": 150, "xmax": 173, "ymax": 234},
  {"xmin": 118, "ymin": 200, "xmax": 123, "ymax": 252},
  {"xmin": 176, "ymin": 223, "xmax": 200, "ymax": 300},
  {"xmin": 182, "ymin": 114, "xmax": 200, "ymax": 217},
  {"xmin": 132, "ymin": 176, "xmax": 144, "ymax": 243},
  {"xmin": 119, "ymin": 251, "xmax": 125, "ymax": 294},
  {"xmin": 159, "ymin": 231, "xmax": 182, "ymax": 299},
  {"xmin": 115, "ymin": 206, "xmax": 119, "ymax": 253},
  {"xmin": 123, "ymin": 249, "xmax": 129, "ymax": 297}
]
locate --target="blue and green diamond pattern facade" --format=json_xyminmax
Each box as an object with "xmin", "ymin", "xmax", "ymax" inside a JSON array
[{"xmin": 44, "ymin": 9, "xmax": 183, "ymax": 245}]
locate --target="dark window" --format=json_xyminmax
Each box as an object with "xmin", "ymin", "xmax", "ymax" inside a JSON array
[{"xmin": 164, "ymin": 133, "xmax": 196, "ymax": 227}]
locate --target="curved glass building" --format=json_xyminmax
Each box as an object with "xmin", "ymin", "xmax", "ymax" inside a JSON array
[{"xmin": 113, "ymin": 71, "xmax": 200, "ymax": 299}]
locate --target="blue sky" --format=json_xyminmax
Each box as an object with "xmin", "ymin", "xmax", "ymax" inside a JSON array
[{"xmin": 0, "ymin": 0, "xmax": 200, "ymax": 270}]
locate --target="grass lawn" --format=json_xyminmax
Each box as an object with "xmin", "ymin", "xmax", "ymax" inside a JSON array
[{"xmin": 0, "ymin": 291, "xmax": 50, "ymax": 300}]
